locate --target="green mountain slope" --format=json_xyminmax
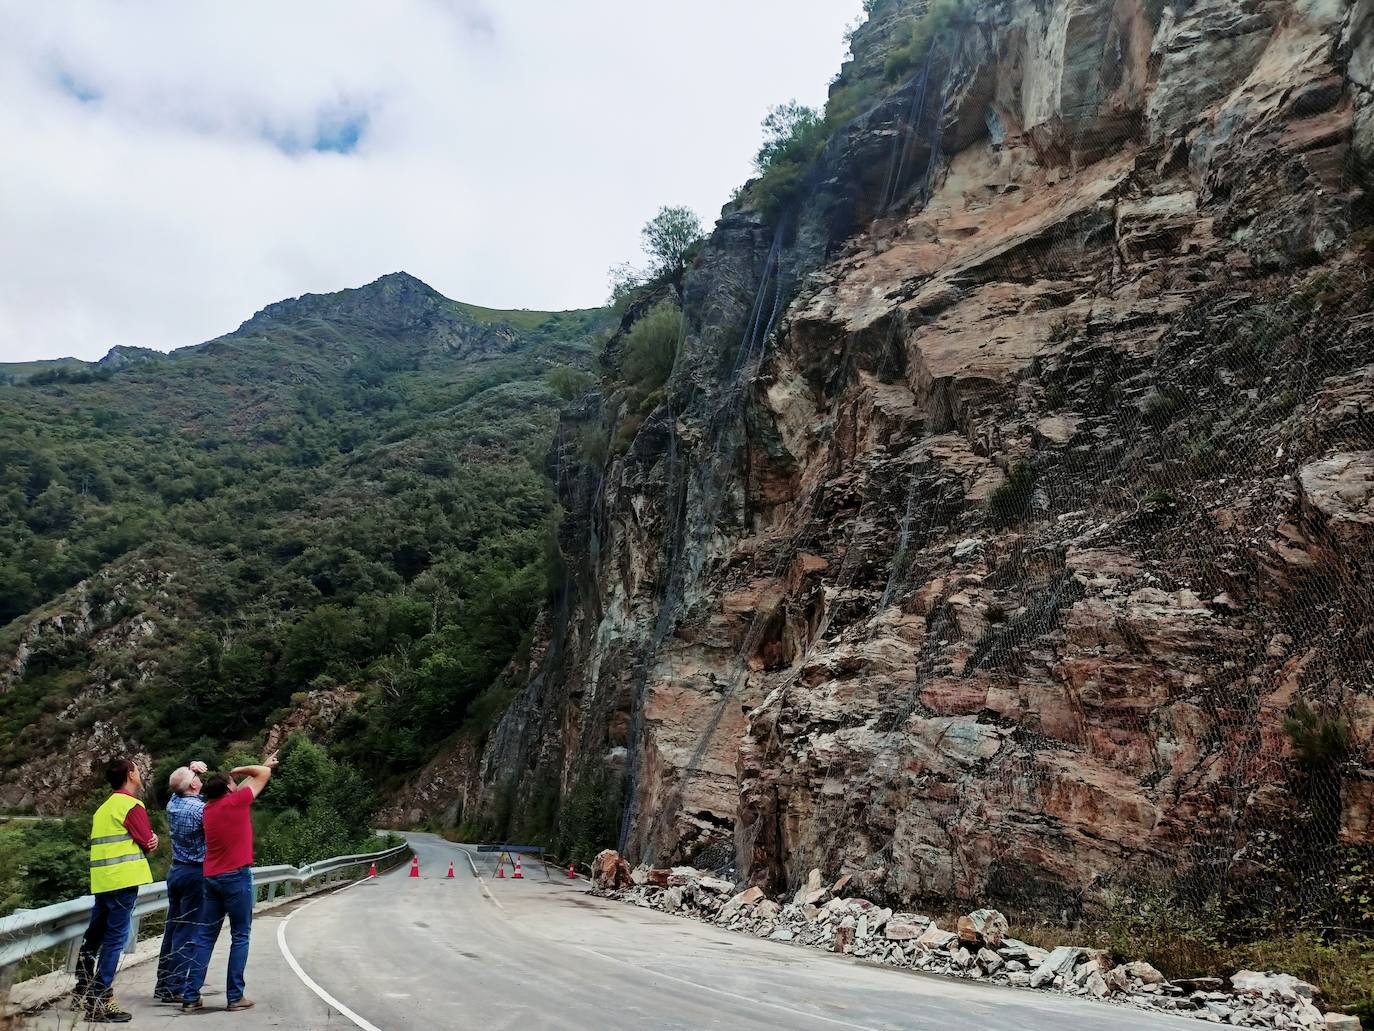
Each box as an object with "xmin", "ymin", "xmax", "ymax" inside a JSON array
[
  {"xmin": 0, "ymin": 358, "xmax": 91, "ymax": 383},
  {"xmin": 0, "ymin": 272, "xmax": 610, "ymax": 810}
]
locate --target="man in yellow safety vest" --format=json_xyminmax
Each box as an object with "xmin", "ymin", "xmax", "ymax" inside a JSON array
[{"xmin": 74, "ymin": 757, "xmax": 159, "ymax": 1023}]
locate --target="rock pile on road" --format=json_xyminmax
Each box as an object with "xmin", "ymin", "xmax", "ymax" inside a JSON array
[{"xmin": 589, "ymin": 853, "xmax": 1357, "ymax": 1030}]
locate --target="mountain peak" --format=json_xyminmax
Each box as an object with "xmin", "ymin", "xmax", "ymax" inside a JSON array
[
  {"xmin": 355, "ymin": 271, "xmax": 446, "ymax": 303},
  {"xmin": 236, "ymin": 272, "xmax": 453, "ymax": 337},
  {"xmin": 369, "ymin": 270, "xmax": 431, "ymax": 289},
  {"xmin": 98, "ymin": 344, "xmax": 162, "ymax": 369}
]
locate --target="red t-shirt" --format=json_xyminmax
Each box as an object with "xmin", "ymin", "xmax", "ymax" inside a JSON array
[
  {"xmin": 203, "ymin": 788, "xmax": 255, "ymax": 877},
  {"xmin": 115, "ymin": 789, "xmax": 156, "ymax": 852}
]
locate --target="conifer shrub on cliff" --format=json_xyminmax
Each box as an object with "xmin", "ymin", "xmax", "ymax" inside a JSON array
[
  {"xmin": 884, "ymin": 0, "xmax": 974, "ymax": 82},
  {"xmin": 620, "ymin": 301, "xmax": 681, "ymax": 398},
  {"xmin": 746, "ymin": 102, "xmax": 827, "ymax": 220},
  {"xmin": 987, "ymin": 460, "xmax": 1035, "ymax": 525}
]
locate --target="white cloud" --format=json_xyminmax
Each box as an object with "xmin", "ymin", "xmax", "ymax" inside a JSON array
[{"xmin": 0, "ymin": 0, "xmax": 864, "ymax": 361}]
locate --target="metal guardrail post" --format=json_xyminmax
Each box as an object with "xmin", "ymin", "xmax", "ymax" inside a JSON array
[
  {"xmin": 0, "ymin": 961, "xmax": 16, "ymax": 1015},
  {"xmin": 124, "ymin": 915, "xmax": 140, "ymax": 953}
]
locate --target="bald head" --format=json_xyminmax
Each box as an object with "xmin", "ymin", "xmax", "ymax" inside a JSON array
[{"xmin": 168, "ymin": 766, "xmax": 198, "ymax": 795}]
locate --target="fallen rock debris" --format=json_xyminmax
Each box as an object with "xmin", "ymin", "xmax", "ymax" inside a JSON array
[{"xmin": 590, "ymin": 852, "xmax": 1354, "ymax": 1030}]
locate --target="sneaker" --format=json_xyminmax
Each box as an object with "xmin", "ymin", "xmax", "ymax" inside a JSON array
[
  {"xmin": 181, "ymin": 998, "xmax": 206, "ymax": 1014},
  {"xmin": 85, "ymin": 997, "xmax": 134, "ymax": 1023},
  {"xmin": 155, "ymin": 989, "xmax": 183, "ymax": 1003},
  {"xmin": 70, "ymin": 982, "xmax": 94, "ymax": 1010},
  {"xmin": 226, "ymin": 997, "xmax": 255, "ymax": 1011}
]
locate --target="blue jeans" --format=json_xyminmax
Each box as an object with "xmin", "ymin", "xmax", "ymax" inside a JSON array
[
  {"xmin": 183, "ymin": 867, "xmax": 254, "ymax": 1004},
  {"xmin": 76, "ymin": 886, "xmax": 138, "ymax": 998},
  {"xmin": 154, "ymin": 861, "xmax": 204, "ymax": 998}
]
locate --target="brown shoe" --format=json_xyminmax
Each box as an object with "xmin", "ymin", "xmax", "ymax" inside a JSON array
[{"xmin": 227, "ymin": 998, "xmax": 256, "ymax": 1011}]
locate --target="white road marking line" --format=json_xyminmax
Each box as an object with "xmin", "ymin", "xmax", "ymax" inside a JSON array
[
  {"xmin": 277, "ymin": 881, "xmax": 384, "ymax": 1031},
  {"xmin": 461, "ymin": 848, "xmax": 479, "ymax": 877},
  {"xmin": 482, "ymin": 883, "xmax": 506, "ymax": 910},
  {"xmin": 455, "ymin": 844, "xmax": 506, "ymax": 910}
]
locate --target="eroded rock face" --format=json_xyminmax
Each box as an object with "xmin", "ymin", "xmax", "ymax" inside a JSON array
[
  {"xmin": 0, "ymin": 560, "xmax": 188, "ymax": 812},
  {"xmin": 376, "ymin": 735, "xmax": 483, "ymax": 830},
  {"xmin": 264, "ymin": 687, "xmax": 361, "ymax": 755},
  {"xmin": 473, "ymin": 0, "xmax": 1372, "ymax": 912},
  {"xmin": 0, "ymin": 720, "xmax": 151, "ymax": 815},
  {"xmin": 1345, "ymin": 0, "xmax": 1373, "ymax": 173},
  {"xmin": 1299, "ymin": 451, "xmax": 1374, "ymax": 537}
]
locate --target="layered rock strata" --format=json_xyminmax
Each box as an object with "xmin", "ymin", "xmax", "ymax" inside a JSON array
[{"xmin": 474, "ymin": 0, "xmax": 1373, "ymax": 912}]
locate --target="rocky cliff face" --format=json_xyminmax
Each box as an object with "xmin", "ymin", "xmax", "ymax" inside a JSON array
[
  {"xmin": 0, "ymin": 557, "xmax": 180, "ymax": 812},
  {"xmin": 474, "ymin": 0, "xmax": 1374, "ymax": 912}
]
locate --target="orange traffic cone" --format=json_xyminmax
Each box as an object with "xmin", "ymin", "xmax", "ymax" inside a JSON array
[
  {"xmin": 368, "ymin": 862, "xmax": 378, "ymax": 878},
  {"xmin": 496, "ymin": 860, "xmax": 505, "ymax": 878},
  {"xmin": 408, "ymin": 856, "xmax": 420, "ymax": 878},
  {"xmin": 446, "ymin": 861, "xmax": 455, "ymax": 879},
  {"xmin": 567, "ymin": 863, "xmax": 576, "ymax": 879},
  {"xmin": 513, "ymin": 855, "xmax": 523, "ymax": 879}
]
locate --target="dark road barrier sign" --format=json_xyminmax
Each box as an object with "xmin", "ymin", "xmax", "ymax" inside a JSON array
[{"xmin": 476, "ymin": 844, "xmax": 551, "ymax": 879}]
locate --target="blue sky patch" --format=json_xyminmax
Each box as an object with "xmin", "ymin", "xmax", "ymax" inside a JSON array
[
  {"xmin": 260, "ymin": 106, "xmax": 368, "ymax": 156},
  {"xmin": 55, "ymin": 68, "xmax": 101, "ymax": 104},
  {"xmin": 312, "ymin": 111, "xmax": 367, "ymax": 154}
]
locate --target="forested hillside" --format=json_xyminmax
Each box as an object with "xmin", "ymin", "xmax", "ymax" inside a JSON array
[{"xmin": 0, "ymin": 271, "xmax": 609, "ymax": 813}]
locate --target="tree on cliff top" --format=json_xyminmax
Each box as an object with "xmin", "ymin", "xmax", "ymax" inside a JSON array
[
  {"xmin": 641, "ymin": 205, "xmax": 704, "ymax": 281},
  {"xmin": 754, "ymin": 101, "xmax": 824, "ymax": 174},
  {"xmin": 741, "ymin": 101, "xmax": 828, "ymax": 221},
  {"xmin": 607, "ymin": 206, "xmax": 705, "ymax": 306}
]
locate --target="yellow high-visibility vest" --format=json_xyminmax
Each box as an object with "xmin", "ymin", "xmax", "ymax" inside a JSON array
[{"xmin": 89, "ymin": 793, "xmax": 153, "ymax": 894}]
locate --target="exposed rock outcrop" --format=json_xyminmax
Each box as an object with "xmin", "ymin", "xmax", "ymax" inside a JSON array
[
  {"xmin": 376, "ymin": 734, "xmax": 484, "ymax": 829},
  {"xmin": 0, "ymin": 559, "xmax": 186, "ymax": 813},
  {"xmin": 0, "ymin": 721, "xmax": 151, "ymax": 815},
  {"xmin": 264, "ymin": 687, "xmax": 361, "ymax": 755},
  {"xmin": 470, "ymin": 0, "xmax": 1373, "ymax": 918}
]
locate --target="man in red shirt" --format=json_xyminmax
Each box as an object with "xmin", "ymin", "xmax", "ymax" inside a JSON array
[{"xmin": 179, "ymin": 753, "xmax": 277, "ymax": 1014}]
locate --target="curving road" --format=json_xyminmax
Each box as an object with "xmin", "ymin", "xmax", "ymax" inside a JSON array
[{"xmin": 25, "ymin": 833, "xmax": 1198, "ymax": 1030}]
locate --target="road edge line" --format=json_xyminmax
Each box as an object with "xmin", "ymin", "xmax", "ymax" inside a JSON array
[
  {"xmin": 277, "ymin": 883, "xmax": 385, "ymax": 1031},
  {"xmin": 460, "ymin": 847, "xmax": 479, "ymax": 877},
  {"xmin": 457, "ymin": 845, "xmax": 505, "ymax": 910}
]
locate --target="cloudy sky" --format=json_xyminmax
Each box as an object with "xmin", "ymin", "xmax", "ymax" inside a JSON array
[{"xmin": 0, "ymin": 0, "xmax": 864, "ymax": 362}]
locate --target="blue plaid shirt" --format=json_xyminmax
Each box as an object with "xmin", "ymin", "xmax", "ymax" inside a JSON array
[{"xmin": 167, "ymin": 793, "xmax": 206, "ymax": 863}]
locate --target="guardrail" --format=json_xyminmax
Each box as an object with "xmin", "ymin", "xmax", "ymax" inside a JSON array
[{"xmin": 0, "ymin": 841, "xmax": 409, "ymax": 1005}]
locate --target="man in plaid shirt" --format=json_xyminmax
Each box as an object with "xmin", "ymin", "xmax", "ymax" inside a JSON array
[{"xmin": 154, "ymin": 760, "xmax": 209, "ymax": 1003}]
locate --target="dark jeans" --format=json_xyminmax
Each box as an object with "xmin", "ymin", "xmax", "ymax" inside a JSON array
[
  {"xmin": 76, "ymin": 886, "xmax": 138, "ymax": 998},
  {"xmin": 154, "ymin": 861, "xmax": 204, "ymax": 998},
  {"xmin": 183, "ymin": 867, "xmax": 253, "ymax": 1004}
]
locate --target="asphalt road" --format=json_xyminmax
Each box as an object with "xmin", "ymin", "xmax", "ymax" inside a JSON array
[{"xmin": 24, "ymin": 833, "xmax": 1200, "ymax": 1030}]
